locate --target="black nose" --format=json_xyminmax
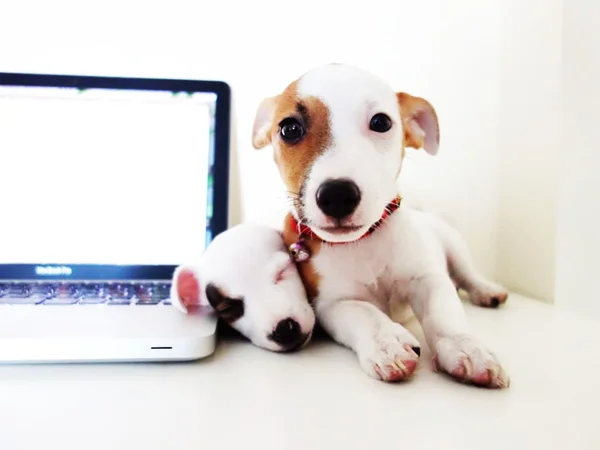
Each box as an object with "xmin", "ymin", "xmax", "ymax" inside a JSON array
[
  {"xmin": 316, "ymin": 179, "xmax": 361, "ymax": 220},
  {"xmin": 270, "ymin": 318, "xmax": 303, "ymax": 348}
]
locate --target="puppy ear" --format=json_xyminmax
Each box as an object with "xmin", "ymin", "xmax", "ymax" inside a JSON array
[
  {"xmin": 396, "ymin": 92, "xmax": 440, "ymax": 155},
  {"xmin": 170, "ymin": 265, "xmax": 202, "ymax": 313},
  {"xmin": 205, "ymin": 284, "xmax": 245, "ymax": 323},
  {"xmin": 252, "ymin": 95, "xmax": 280, "ymax": 150}
]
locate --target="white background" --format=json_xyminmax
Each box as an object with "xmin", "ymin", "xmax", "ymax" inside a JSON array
[
  {"xmin": 0, "ymin": 0, "xmax": 597, "ymax": 315},
  {"xmin": 0, "ymin": 88, "xmax": 210, "ymax": 265}
]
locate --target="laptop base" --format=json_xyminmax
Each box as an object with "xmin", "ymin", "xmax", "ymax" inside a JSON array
[{"xmin": 0, "ymin": 305, "xmax": 217, "ymax": 364}]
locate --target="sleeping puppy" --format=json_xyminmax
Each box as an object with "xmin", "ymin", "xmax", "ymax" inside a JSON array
[
  {"xmin": 252, "ymin": 63, "xmax": 510, "ymax": 387},
  {"xmin": 170, "ymin": 223, "xmax": 315, "ymax": 352}
]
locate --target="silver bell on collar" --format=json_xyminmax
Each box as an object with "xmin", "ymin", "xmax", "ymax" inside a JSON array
[{"xmin": 289, "ymin": 240, "xmax": 310, "ymax": 263}]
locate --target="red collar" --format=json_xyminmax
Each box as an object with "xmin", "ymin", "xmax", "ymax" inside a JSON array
[{"xmin": 289, "ymin": 195, "xmax": 402, "ymax": 245}]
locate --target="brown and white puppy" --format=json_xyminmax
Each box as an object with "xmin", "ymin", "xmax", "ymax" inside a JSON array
[
  {"xmin": 170, "ymin": 223, "xmax": 315, "ymax": 353},
  {"xmin": 252, "ymin": 64, "xmax": 510, "ymax": 387}
]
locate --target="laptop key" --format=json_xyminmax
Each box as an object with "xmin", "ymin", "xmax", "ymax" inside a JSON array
[
  {"xmin": 135, "ymin": 284, "xmax": 162, "ymax": 305},
  {"xmin": 78, "ymin": 284, "xmax": 109, "ymax": 305},
  {"xmin": 107, "ymin": 298, "xmax": 132, "ymax": 305},
  {"xmin": 107, "ymin": 284, "xmax": 135, "ymax": 305},
  {"xmin": 29, "ymin": 284, "xmax": 56, "ymax": 304},
  {"xmin": 42, "ymin": 283, "xmax": 81, "ymax": 305},
  {"xmin": 0, "ymin": 283, "xmax": 46, "ymax": 305},
  {"xmin": 156, "ymin": 283, "xmax": 172, "ymax": 305},
  {"xmin": 0, "ymin": 297, "xmax": 43, "ymax": 305},
  {"xmin": 43, "ymin": 297, "xmax": 80, "ymax": 305},
  {"xmin": 135, "ymin": 299, "xmax": 161, "ymax": 305}
]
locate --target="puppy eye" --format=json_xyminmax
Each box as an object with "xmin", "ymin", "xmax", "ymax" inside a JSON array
[
  {"xmin": 278, "ymin": 118, "xmax": 305, "ymax": 144},
  {"xmin": 369, "ymin": 113, "xmax": 392, "ymax": 133}
]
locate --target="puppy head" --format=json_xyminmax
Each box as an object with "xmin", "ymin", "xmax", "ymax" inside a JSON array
[
  {"xmin": 171, "ymin": 224, "xmax": 315, "ymax": 352},
  {"xmin": 253, "ymin": 64, "xmax": 439, "ymax": 243}
]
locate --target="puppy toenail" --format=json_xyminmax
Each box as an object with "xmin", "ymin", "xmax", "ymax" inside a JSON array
[{"xmin": 412, "ymin": 346, "xmax": 421, "ymax": 357}]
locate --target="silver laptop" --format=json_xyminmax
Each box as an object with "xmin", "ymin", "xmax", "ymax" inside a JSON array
[{"xmin": 0, "ymin": 72, "xmax": 231, "ymax": 363}]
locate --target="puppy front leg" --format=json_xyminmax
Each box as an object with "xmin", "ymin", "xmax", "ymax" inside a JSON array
[
  {"xmin": 316, "ymin": 299, "xmax": 421, "ymax": 382},
  {"xmin": 409, "ymin": 274, "xmax": 510, "ymax": 388}
]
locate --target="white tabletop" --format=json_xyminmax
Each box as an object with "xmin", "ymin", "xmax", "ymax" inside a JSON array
[{"xmin": 1, "ymin": 295, "xmax": 599, "ymax": 450}]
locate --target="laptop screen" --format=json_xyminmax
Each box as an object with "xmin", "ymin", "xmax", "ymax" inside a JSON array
[{"xmin": 0, "ymin": 79, "xmax": 227, "ymax": 281}]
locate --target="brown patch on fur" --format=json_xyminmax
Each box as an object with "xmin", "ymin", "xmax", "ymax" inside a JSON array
[
  {"xmin": 397, "ymin": 145, "xmax": 407, "ymax": 178},
  {"xmin": 282, "ymin": 213, "xmax": 322, "ymax": 302},
  {"xmin": 275, "ymin": 85, "xmax": 331, "ymax": 195},
  {"xmin": 253, "ymin": 81, "xmax": 332, "ymax": 197},
  {"xmin": 204, "ymin": 284, "xmax": 244, "ymax": 324},
  {"xmin": 396, "ymin": 92, "xmax": 440, "ymax": 150}
]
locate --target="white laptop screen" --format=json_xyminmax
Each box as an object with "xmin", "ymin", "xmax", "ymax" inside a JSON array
[{"xmin": 0, "ymin": 81, "xmax": 222, "ymax": 281}]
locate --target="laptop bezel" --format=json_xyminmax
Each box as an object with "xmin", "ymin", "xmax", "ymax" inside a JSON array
[{"xmin": 0, "ymin": 72, "xmax": 231, "ymax": 282}]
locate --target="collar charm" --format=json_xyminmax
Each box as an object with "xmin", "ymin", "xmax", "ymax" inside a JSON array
[
  {"xmin": 288, "ymin": 195, "xmax": 402, "ymax": 263},
  {"xmin": 289, "ymin": 239, "xmax": 310, "ymax": 263}
]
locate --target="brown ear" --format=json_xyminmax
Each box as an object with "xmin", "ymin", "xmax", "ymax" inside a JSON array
[
  {"xmin": 204, "ymin": 284, "xmax": 245, "ymax": 323},
  {"xmin": 252, "ymin": 95, "xmax": 280, "ymax": 149},
  {"xmin": 397, "ymin": 92, "xmax": 440, "ymax": 155}
]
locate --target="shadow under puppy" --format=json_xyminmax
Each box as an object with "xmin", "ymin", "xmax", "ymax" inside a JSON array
[{"xmin": 170, "ymin": 223, "xmax": 315, "ymax": 352}]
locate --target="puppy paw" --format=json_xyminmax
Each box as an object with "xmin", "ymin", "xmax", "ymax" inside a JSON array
[
  {"xmin": 468, "ymin": 281, "xmax": 508, "ymax": 308},
  {"xmin": 433, "ymin": 334, "xmax": 510, "ymax": 388},
  {"xmin": 357, "ymin": 324, "xmax": 421, "ymax": 382}
]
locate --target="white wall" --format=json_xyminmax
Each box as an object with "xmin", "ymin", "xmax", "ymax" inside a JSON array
[
  {"xmin": 495, "ymin": 0, "xmax": 562, "ymax": 302},
  {"xmin": 555, "ymin": 0, "xmax": 600, "ymax": 316},
  {"xmin": 0, "ymin": 0, "xmax": 506, "ymax": 279},
  {"xmin": 3, "ymin": 0, "xmax": 597, "ymax": 314},
  {"xmin": 493, "ymin": 0, "xmax": 600, "ymax": 316}
]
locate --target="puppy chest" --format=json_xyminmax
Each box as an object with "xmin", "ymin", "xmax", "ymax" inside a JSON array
[
  {"xmin": 362, "ymin": 276, "xmax": 412, "ymax": 310},
  {"xmin": 314, "ymin": 246, "xmax": 410, "ymax": 304},
  {"xmin": 316, "ymin": 245, "xmax": 389, "ymax": 282}
]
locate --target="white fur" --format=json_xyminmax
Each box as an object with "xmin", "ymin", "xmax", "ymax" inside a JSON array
[
  {"xmin": 313, "ymin": 209, "xmax": 508, "ymax": 386},
  {"xmin": 297, "ymin": 65, "xmax": 403, "ymax": 243},
  {"xmin": 171, "ymin": 224, "xmax": 316, "ymax": 352},
  {"xmin": 267, "ymin": 64, "xmax": 510, "ymax": 387}
]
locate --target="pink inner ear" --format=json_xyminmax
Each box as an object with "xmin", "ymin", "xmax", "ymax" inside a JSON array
[
  {"xmin": 411, "ymin": 109, "xmax": 439, "ymax": 155},
  {"xmin": 177, "ymin": 268, "xmax": 201, "ymax": 307}
]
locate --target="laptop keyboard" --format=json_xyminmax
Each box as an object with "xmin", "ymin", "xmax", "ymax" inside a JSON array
[{"xmin": 0, "ymin": 282, "xmax": 172, "ymax": 306}]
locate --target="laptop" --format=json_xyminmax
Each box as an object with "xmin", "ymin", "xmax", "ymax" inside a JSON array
[{"xmin": 0, "ymin": 72, "xmax": 231, "ymax": 363}]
